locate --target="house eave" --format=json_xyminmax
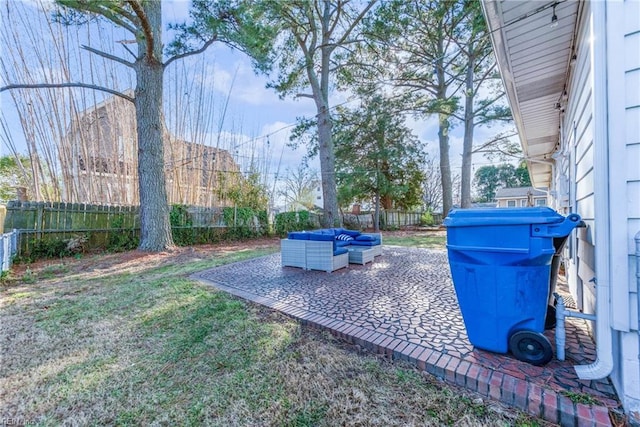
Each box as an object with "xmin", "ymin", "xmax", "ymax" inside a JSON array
[{"xmin": 481, "ymin": 0, "xmax": 580, "ymax": 189}]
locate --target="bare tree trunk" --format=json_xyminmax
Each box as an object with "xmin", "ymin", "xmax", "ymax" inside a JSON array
[
  {"xmin": 316, "ymin": 3, "xmax": 340, "ymax": 228},
  {"xmin": 434, "ymin": 22, "xmax": 453, "ymax": 216},
  {"xmin": 460, "ymin": 55, "xmax": 475, "ymax": 209},
  {"xmin": 438, "ymin": 111, "xmax": 453, "ymax": 215},
  {"xmin": 135, "ymin": 2, "xmax": 174, "ymax": 251},
  {"xmin": 374, "ymin": 189, "xmax": 381, "ymax": 232},
  {"xmin": 317, "ymin": 104, "xmax": 339, "ymax": 227}
]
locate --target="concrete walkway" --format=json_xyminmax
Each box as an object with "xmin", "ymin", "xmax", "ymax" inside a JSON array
[{"xmin": 192, "ymin": 246, "xmax": 620, "ymax": 426}]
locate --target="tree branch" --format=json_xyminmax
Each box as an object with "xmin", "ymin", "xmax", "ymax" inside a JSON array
[
  {"xmin": 126, "ymin": 0, "xmax": 154, "ymax": 62},
  {"xmin": 118, "ymin": 42, "xmax": 138, "ymax": 60},
  {"xmin": 0, "ymin": 83, "xmax": 134, "ymax": 103},
  {"xmin": 164, "ymin": 37, "xmax": 217, "ymax": 68},
  {"xmin": 56, "ymin": 1, "xmax": 138, "ymax": 34},
  {"xmin": 81, "ymin": 45, "xmax": 135, "ymax": 68},
  {"xmin": 471, "ymin": 132, "xmax": 519, "ymax": 154},
  {"xmin": 305, "ymin": 2, "xmax": 318, "ymax": 50},
  {"xmin": 295, "ymin": 93, "xmax": 315, "ymax": 99},
  {"xmin": 326, "ymin": 0, "xmax": 342, "ymax": 42},
  {"xmin": 473, "ymin": 92, "xmax": 506, "ymax": 116},
  {"xmin": 332, "ymin": 0, "xmax": 376, "ymax": 51}
]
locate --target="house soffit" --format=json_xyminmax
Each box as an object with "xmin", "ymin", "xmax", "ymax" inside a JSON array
[{"xmin": 482, "ymin": 0, "xmax": 580, "ymax": 188}]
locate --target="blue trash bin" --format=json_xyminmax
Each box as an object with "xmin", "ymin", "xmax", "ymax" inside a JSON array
[{"xmin": 444, "ymin": 207, "xmax": 582, "ymax": 366}]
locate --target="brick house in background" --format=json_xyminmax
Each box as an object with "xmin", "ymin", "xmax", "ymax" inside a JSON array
[{"xmin": 60, "ymin": 93, "xmax": 240, "ymax": 207}]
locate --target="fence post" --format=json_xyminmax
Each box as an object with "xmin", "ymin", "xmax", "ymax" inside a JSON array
[
  {"xmin": 36, "ymin": 202, "xmax": 44, "ymax": 239},
  {"xmin": 11, "ymin": 229, "xmax": 18, "ymax": 256},
  {"xmin": 0, "ymin": 234, "xmax": 6, "ymax": 272}
]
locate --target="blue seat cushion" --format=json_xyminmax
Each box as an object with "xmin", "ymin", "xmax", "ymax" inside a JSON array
[
  {"xmin": 316, "ymin": 229, "xmax": 334, "ymax": 235},
  {"xmin": 335, "ymin": 240, "xmax": 351, "ymax": 247},
  {"xmin": 355, "ymin": 234, "xmax": 376, "ymax": 242},
  {"xmin": 334, "ymin": 247, "xmax": 348, "ymax": 256},
  {"xmin": 308, "ymin": 233, "xmax": 334, "ymax": 241},
  {"xmin": 288, "ymin": 231, "xmax": 310, "ymax": 240},
  {"xmin": 350, "ymin": 239, "xmax": 380, "ymax": 247},
  {"xmin": 343, "ymin": 229, "xmax": 361, "ymax": 237}
]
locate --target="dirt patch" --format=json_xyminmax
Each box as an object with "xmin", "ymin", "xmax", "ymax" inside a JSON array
[
  {"xmin": 6, "ymin": 231, "xmax": 443, "ymax": 282},
  {"xmin": 5, "ymin": 236, "xmax": 281, "ymax": 284}
]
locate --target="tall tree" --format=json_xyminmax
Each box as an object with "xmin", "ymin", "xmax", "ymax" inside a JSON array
[
  {"xmin": 333, "ymin": 96, "xmax": 425, "ymax": 230},
  {"xmin": 450, "ymin": 0, "xmax": 511, "ymax": 208},
  {"xmin": 351, "ymin": 0, "xmax": 511, "ymax": 213},
  {"xmin": 1, "ymin": 0, "xmax": 270, "ymax": 251},
  {"xmin": 255, "ymin": 0, "xmax": 376, "ymax": 227},
  {"xmin": 361, "ymin": 0, "xmax": 465, "ymax": 216},
  {"xmin": 3, "ymin": 1, "xmax": 173, "ymax": 250}
]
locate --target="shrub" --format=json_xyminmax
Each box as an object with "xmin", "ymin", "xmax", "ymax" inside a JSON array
[
  {"xmin": 107, "ymin": 215, "xmax": 138, "ymax": 252},
  {"xmin": 274, "ymin": 211, "xmax": 315, "ymax": 236},
  {"xmin": 421, "ymin": 211, "xmax": 435, "ymax": 226},
  {"xmin": 170, "ymin": 205, "xmax": 195, "ymax": 246},
  {"xmin": 19, "ymin": 234, "xmax": 88, "ymax": 262},
  {"xmin": 223, "ymin": 207, "xmax": 267, "ymax": 240}
]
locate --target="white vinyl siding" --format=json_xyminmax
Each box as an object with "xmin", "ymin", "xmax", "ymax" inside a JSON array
[
  {"xmin": 562, "ymin": 2, "xmax": 595, "ymax": 313},
  {"xmin": 609, "ymin": 0, "xmax": 640, "ymax": 412},
  {"xmin": 623, "ymin": 0, "xmax": 640, "ymax": 333}
]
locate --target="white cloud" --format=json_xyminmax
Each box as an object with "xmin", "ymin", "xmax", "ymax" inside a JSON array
[
  {"xmin": 164, "ymin": 0, "xmax": 191, "ymax": 22},
  {"xmin": 191, "ymin": 47, "xmax": 308, "ymax": 111}
]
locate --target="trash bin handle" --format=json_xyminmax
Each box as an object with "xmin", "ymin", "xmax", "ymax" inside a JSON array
[{"xmin": 531, "ymin": 213, "xmax": 583, "ymax": 237}]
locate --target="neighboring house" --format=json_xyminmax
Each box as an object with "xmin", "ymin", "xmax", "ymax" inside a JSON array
[
  {"xmin": 483, "ymin": 0, "xmax": 640, "ymax": 419},
  {"xmin": 60, "ymin": 93, "xmax": 241, "ymax": 207},
  {"xmin": 312, "ymin": 181, "xmax": 323, "ymax": 209},
  {"xmin": 494, "ymin": 186, "xmax": 548, "ymax": 207},
  {"xmin": 472, "ymin": 202, "xmax": 501, "ymax": 209}
]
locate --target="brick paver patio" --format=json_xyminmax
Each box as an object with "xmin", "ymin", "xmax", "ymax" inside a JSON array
[{"xmin": 192, "ymin": 245, "xmax": 620, "ymax": 426}]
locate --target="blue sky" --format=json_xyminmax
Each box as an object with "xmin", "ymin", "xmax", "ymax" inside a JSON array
[{"xmin": 0, "ymin": 0, "xmax": 506, "ymax": 187}]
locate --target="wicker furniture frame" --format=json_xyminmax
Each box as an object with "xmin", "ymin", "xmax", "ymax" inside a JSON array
[{"xmin": 281, "ymin": 232, "xmax": 382, "ymax": 273}]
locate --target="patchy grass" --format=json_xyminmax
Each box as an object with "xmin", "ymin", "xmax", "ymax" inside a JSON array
[
  {"xmin": 383, "ymin": 231, "xmax": 447, "ymax": 249},
  {"xmin": 1, "ymin": 238, "xmax": 542, "ymax": 426},
  {"xmin": 560, "ymin": 390, "xmax": 601, "ymax": 406}
]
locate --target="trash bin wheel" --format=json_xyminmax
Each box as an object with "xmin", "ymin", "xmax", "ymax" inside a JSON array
[{"xmin": 508, "ymin": 331, "xmax": 553, "ymax": 366}]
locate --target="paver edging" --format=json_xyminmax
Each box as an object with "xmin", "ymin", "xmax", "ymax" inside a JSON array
[
  {"xmin": 325, "ymin": 317, "xmax": 614, "ymax": 427},
  {"xmin": 191, "ymin": 269, "xmax": 615, "ymax": 427}
]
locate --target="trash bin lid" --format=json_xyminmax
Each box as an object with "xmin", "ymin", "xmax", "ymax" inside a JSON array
[{"xmin": 444, "ymin": 207, "xmax": 565, "ymax": 227}]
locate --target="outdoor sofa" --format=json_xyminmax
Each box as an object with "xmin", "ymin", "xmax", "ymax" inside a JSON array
[{"xmin": 281, "ymin": 228, "xmax": 382, "ymax": 272}]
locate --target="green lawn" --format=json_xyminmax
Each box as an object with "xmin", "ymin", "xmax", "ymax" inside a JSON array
[
  {"xmin": 0, "ymin": 242, "xmax": 542, "ymax": 426},
  {"xmin": 383, "ymin": 233, "xmax": 447, "ymax": 249}
]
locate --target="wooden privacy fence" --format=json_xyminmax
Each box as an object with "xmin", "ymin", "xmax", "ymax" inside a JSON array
[
  {"xmin": 342, "ymin": 210, "xmax": 442, "ymax": 229},
  {"xmin": 3, "ymin": 201, "xmax": 140, "ymax": 255},
  {"xmin": 2, "ymin": 201, "xmax": 267, "ymax": 256}
]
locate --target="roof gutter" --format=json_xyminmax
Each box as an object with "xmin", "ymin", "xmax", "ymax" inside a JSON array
[
  {"xmin": 574, "ymin": 0, "xmax": 613, "ymax": 380},
  {"xmin": 523, "ymin": 157, "xmax": 555, "ymax": 200}
]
